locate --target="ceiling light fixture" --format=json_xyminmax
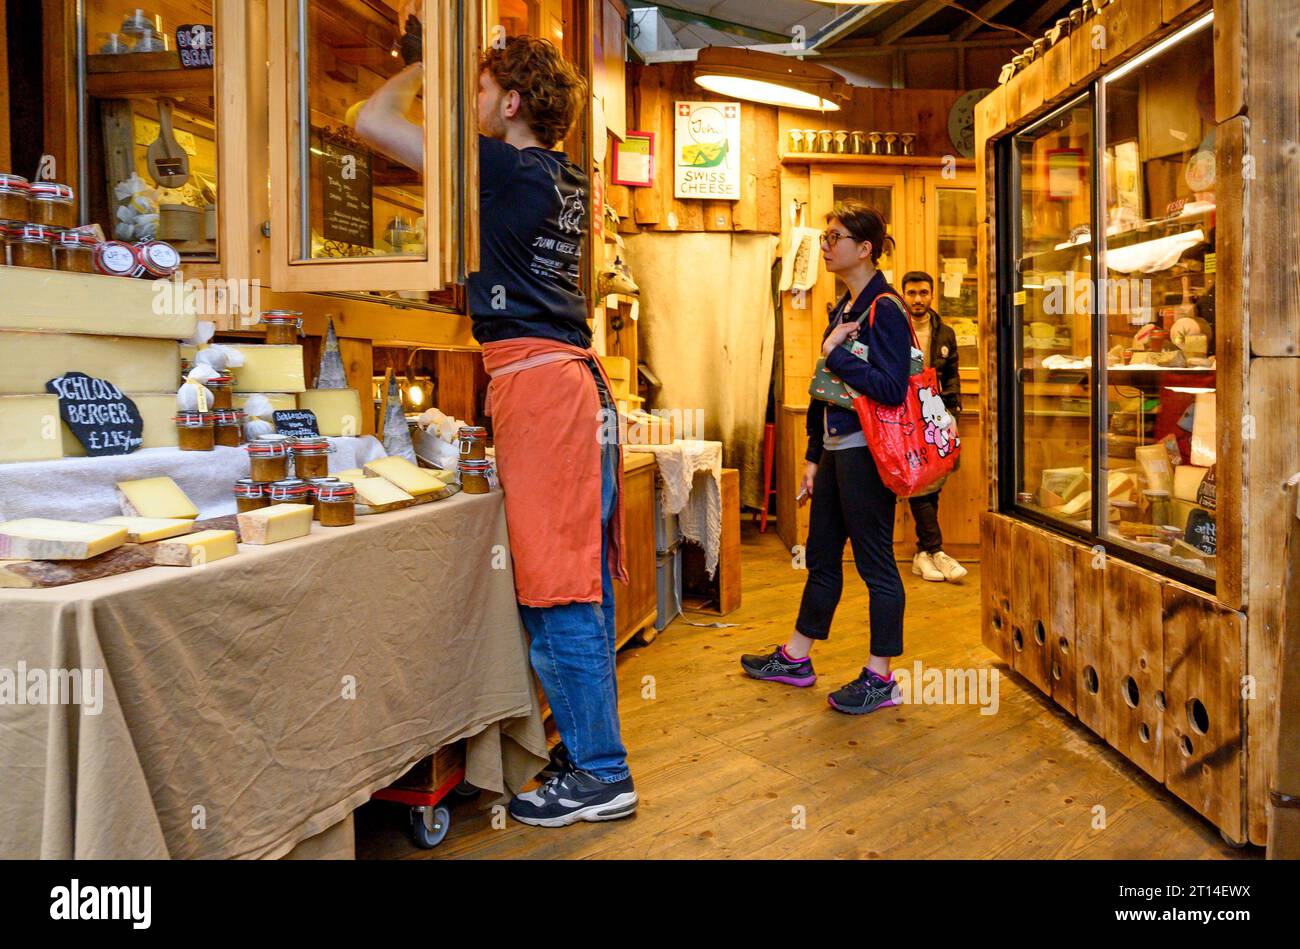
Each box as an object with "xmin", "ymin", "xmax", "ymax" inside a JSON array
[{"xmin": 693, "ymin": 47, "xmax": 849, "ymax": 112}]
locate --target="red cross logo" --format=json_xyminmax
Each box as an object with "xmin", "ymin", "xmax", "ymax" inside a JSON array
[{"xmin": 678, "ymin": 103, "xmax": 691, "ymax": 116}]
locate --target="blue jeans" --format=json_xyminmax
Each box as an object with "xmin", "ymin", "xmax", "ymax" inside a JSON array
[{"xmin": 518, "ymin": 441, "xmax": 629, "ymax": 783}]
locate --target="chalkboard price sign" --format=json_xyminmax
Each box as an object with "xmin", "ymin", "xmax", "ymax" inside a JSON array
[
  {"xmin": 1184, "ymin": 508, "xmax": 1217, "ymax": 556},
  {"xmin": 321, "ymin": 138, "xmax": 373, "ymax": 248},
  {"xmin": 273, "ymin": 409, "xmax": 319, "ymax": 437},
  {"xmin": 45, "ymin": 372, "xmax": 144, "ymax": 456},
  {"xmin": 176, "ymin": 24, "xmax": 215, "ymax": 69}
]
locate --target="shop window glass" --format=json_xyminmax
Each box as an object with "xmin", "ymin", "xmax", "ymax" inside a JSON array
[
  {"xmin": 1100, "ymin": 19, "xmax": 1217, "ymax": 577},
  {"xmin": 1010, "ymin": 98, "xmax": 1095, "ymax": 530}
]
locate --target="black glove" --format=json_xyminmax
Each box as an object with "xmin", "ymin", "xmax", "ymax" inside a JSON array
[{"xmin": 400, "ymin": 15, "xmax": 422, "ymax": 65}]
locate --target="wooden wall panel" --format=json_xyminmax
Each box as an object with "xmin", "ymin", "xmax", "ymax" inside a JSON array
[
  {"xmin": 776, "ymin": 89, "xmax": 972, "ymax": 159},
  {"xmin": 1216, "ymin": 115, "xmax": 1248, "ymax": 611},
  {"xmin": 1099, "ymin": 0, "xmax": 1165, "ymax": 65},
  {"xmin": 1213, "ymin": 0, "xmax": 1246, "ymax": 123},
  {"xmin": 1047, "ymin": 532, "xmax": 1077, "ymax": 715},
  {"xmin": 1103, "ymin": 558, "xmax": 1166, "ymax": 782},
  {"xmin": 1163, "ymin": 0, "xmax": 1206, "ymax": 20},
  {"xmin": 776, "ymin": 404, "xmax": 811, "ymax": 553},
  {"xmin": 1070, "ymin": 13, "xmax": 1103, "ymax": 85},
  {"xmin": 336, "ymin": 337, "xmax": 375, "ymax": 436},
  {"xmin": 1245, "ymin": 0, "xmax": 1300, "ymax": 355},
  {"xmin": 1040, "ymin": 37, "xmax": 1072, "ymax": 104},
  {"xmin": 1010, "ymin": 522, "xmax": 1052, "ymax": 694},
  {"xmin": 974, "ymin": 84, "xmax": 1006, "ymax": 148},
  {"xmin": 980, "ymin": 512, "xmax": 1012, "ymax": 661},
  {"xmin": 1073, "ymin": 543, "xmax": 1108, "ymax": 740},
  {"xmin": 1245, "ymin": 357, "xmax": 1300, "ymax": 844},
  {"xmin": 1162, "ymin": 582, "xmax": 1247, "ymax": 843}
]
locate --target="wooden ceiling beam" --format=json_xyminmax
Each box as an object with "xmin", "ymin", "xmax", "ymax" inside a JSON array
[
  {"xmin": 877, "ymin": 0, "xmax": 950, "ymax": 47},
  {"xmin": 950, "ymin": 0, "xmax": 1018, "ymax": 42}
]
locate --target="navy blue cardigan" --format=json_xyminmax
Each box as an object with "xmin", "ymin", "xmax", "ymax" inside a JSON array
[{"xmin": 805, "ymin": 270, "xmax": 912, "ymax": 463}]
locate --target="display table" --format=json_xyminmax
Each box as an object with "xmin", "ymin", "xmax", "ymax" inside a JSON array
[{"xmin": 0, "ymin": 490, "xmax": 547, "ymax": 859}]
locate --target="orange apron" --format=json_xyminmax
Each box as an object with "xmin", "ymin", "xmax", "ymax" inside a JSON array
[{"xmin": 481, "ymin": 337, "xmax": 627, "ymax": 607}]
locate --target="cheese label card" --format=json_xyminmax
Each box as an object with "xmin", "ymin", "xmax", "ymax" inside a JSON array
[
  {"xmin": 45, "ymin": 372, "xmax": 144, "ymax": 456},
  {"xmin": 273, "ymin": 409, "xmax": 319, "ymax": 436},
  {"xmin": 1184, "ymin": 508, "xmax": 1217, "ymax": 555},
  {"xmin": 1195, "ymin": 464, "xmax": 1217, "ymax": 511}
]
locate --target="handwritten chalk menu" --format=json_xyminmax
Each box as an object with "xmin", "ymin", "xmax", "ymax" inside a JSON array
[
  {"xmin": 45, "ymin": 373, "xmax": 143, "ymax": 456},
  {"xmin": 321, "ymin": 138, "xmax": 373, "ymax": 248},
  {"xmin": 176, "ymin": 24, "xmax": 215, "ymax": 69},
  {"xmin": 1184, "ymin": 508, "xmax": 1217, "ymax": 556},
  {"xmin": 273, "ymin": 410, "xmax": 319, "ymax": 437}
]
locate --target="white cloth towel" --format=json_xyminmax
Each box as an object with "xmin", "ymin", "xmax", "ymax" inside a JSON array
[
  {"xmin": 0, "ymin": 436, "xmax": 386, "ymax": 523},
  {"xmin": 627, "ymin": 439, "xmax": 723, "ymax": 577}
]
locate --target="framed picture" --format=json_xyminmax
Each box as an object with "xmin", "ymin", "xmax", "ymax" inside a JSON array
[
  {"xmin": 1045, "ymin": 146, "xmax": 1085, "ymax": 201},
  {"xmin": 611, "ymin": 130, "xmax": 655, "ymax": 188}
]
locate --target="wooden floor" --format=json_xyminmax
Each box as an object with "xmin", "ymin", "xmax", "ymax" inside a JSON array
[{"xmin": 356, "ymin": 526, "xmax": 1263, "ymax": 860}]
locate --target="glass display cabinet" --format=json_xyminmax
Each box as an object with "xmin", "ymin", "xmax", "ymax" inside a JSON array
[{"xmin": 999, "ymin": 15, "xmax": 1217, "ymax": 586}]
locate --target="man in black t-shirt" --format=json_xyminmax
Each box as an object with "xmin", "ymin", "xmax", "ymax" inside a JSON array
[{"xmin": 357, "ymin": 32, "xmax": 637, "ymax": 828}]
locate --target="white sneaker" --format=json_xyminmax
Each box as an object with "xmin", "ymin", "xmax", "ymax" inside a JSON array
[
  {"xmin": 912, "ymin": 551, "xmax": 945, "ymax": 581},
  {"xmin": 932, "ymin": 551, "xmax": 968, "ymax": 581}
]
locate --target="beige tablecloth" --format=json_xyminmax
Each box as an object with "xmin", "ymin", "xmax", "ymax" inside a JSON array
[{"xmin": 0, "ymin": 491, "xmax": 547, "ymax": 859}]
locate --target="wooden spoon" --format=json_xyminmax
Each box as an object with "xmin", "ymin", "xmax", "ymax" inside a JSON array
[{"xmin": 146, "ymin": 99, "xmax": 190, "ymax": 188}]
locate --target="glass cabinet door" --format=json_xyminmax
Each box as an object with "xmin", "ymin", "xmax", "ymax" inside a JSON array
[
  {"xmin": 927, "ymin": 177, "xmax": 979, "ymax": 368},
  {"xmin": 1099, "ymin": 17, "xmax": 1217, "ymax": 578},
  {"xmin": 1010, "ymin": 97, "xmax": 1095, "ymax": 530},
  {"xmin": 269, "ymin": 0, "xmax": 475, "ymax": 292}
]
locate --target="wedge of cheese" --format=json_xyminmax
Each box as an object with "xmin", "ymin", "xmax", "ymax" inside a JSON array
[
  {"xmin": 0, "ymin": 394, "xmax": 63, "ymax": 462},
  {"xmin": 351, "ymin": 477, "xmax": 415, "ymax": 514},
  {"xmin": 0, "ymin": 331, "xmax": 180, "ymax": 395},
  {"xmin": 297, "ymin": 389, "xmax": 363, "ymax": 437},
  {"xmin": 0, "ymin": 519, "xmax": 128, "ymax": 560},
  {"xmin": 94, "ymin": 516, "xmax": 193, "ymax": 544},
  {"xmin": 1173, "ymin": 465, "xmax": 1209, "ymax": 502},
  {"xmin": 152, "ymin": 529, "xmax": 238, "ymax": 566},
  {"xmin": 237, "ymin": 503, "xmax": 314, "ymax": 544},
  {"xmin": 334, "ymin": 468, "xmax": 366, "ymax": 482},
  {"xmin": 429, "ymin": 467, "xmax": 458, "ymax": 484},
  {"xmin": 223, "ymin": 345, "xmax": 306, "ymax": 393},
  {"xmin": 116, "ymin": 477, "xmax": 199, "ymax": 519},
  {"xmin": 363, "ymin": 456, "xmax": 445, "ymax": 497}
]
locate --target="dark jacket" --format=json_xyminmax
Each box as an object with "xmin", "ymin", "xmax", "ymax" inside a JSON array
[
  {"xmin": 805, "ymin": 270, "xmax": 912, "ymax": 463},
  {"xmin": 914, "ymin": 307, "xmax": 961, "ymax": 413}
]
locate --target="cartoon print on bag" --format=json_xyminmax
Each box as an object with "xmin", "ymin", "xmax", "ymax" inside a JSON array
[
  {"xmin": 873, "ymin": 402, "xmax": 915, "ymax": 436},
  {"xmin": 918, "ymin": 386, "xmax": 955, "ymax": 458}
]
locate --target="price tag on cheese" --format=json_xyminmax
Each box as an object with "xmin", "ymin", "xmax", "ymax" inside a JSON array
[{"xmin": 45, "ymin": 372, "xmax": 144, "ymax": 456}]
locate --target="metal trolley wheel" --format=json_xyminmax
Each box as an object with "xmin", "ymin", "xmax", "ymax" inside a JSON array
[{"xmin": 409, "ymin": 805, "xmax": 451, "ymax": 849}]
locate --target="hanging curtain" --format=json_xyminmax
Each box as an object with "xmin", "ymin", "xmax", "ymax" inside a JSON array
[{"xmin": 623, "ymin": 231, "xmax": 778, "ymax": 509}]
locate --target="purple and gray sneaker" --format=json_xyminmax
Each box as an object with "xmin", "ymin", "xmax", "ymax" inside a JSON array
[
  {"xmin": 740, "ymin": 645, "xmax": 817, "ymax": 687},
  {"xmin": 827, "ymin": 667, "xmax": 902, "ymax": 715}
]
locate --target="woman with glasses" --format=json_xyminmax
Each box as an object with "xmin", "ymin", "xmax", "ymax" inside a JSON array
[{"xmin": 740, "ymin": 201, "xmax": 913, "ymax": 715}]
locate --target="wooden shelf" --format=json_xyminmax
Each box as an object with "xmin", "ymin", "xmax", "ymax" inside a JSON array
[
  {"xmin": 86, "ymin": 64, "xmax": 214, "ymax": 101},
  {"xmin": 780, "ymin": 153, "xmax": 976, "ymax": 167}
]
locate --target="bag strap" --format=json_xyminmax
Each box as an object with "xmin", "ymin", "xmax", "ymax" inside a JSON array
[{"xmin": 866, "ymin": 292, "xmax": 920, "ymax": 351}]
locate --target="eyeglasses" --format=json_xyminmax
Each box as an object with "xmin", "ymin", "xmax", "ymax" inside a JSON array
[{"xmin": 820, "ymin": 228, "xmax": 855, "ymax": 247}]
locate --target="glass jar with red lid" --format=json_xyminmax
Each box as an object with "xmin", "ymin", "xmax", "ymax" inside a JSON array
[
  {"xmin": 174, "ymin": 411, "xmax": 216, "ymax": 451},
  {"xmin": 53, "ymin": 230, "xmax": 100, "ymax": 273},
  {"xmin": 0, "ymin": 174, "xmax": 29, "ymax": 220},
  {"xmin": 259, "ymin": 310, "xmax": 303, "ymax": 345},
  {"xmin": 246, "ymin": 438, "xmax": 290, "ymax": 482},
  {"xmin": 213, "ymin": 408, "xmax": 244, "ymax": 447},
  {"xmin": 267, "ymin": 478, "xmax": 312, "ymax": 505},
  {"xmin": 28, "ymin": 182, "xmax": 76, "ymax": 229},
  {"xmin": 134, "ymin": 240, "xmax": 180, "ymax": 278},
  {"xmin": 289, "ymin": 435, "xmax": 333, "ymax": 481},
  {"xmin": 9, "ymin": 223, "xmax": 55, "ymax": 270},
  {"xmin": 94, "ymin": 240, "xmax": 139, "ymax": 277}
]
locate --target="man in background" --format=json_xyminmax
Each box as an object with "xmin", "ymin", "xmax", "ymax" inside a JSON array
[{"xmin": 900, "ymin": 271, "xmax": 967, "ymax": 582}]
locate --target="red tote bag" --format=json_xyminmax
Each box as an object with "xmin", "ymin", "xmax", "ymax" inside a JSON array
[{"xmin": 852, "ymin": 295, "xmax": 961, "ymax": 498}]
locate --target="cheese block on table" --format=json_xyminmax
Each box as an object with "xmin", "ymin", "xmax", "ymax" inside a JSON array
[
  {"xmin": 152, "ymin": 529, "xmax": 238, "ymax": 566},
  {"xmin": 0, "ymin": 332, "xmax": 180, "ymax": 395},
  {"xmin": 0, "ymin": 267, "xmax": 197, "ymax": 339},
  {"xmin": 233, "ymin": 392, "xmax": 298, "ymax": 414},
  {"xmin": 1174, "ymin": 465, "xmax": 1209, "ymax": 502},
  {"xmin": 61, "ymin": 392, "xmax": 178, "ymax": 457},
  {"xmin": 364, "ymin": 456, "xmax": 446, "ymax": 496},
  {"xmin": 116, "ymin": 476, "xmax": 199, "ymax": 519},
  {"xmin": 0, "ymin": 519, "xmax": 128, "ymax": 560},
  {"xmin": 236, "ymin": 503, "xmax": 314, "ymax": 544},
  {"xmin": 351, "ymin": 477, "xmax": 415, "ymax": 514},
  {"xmin": 297, "ymin": 389, "xmax": 363, "ymax": 436},
  {"xmin": 0, "ymin": 394, "xmax": 63, "ymax": 462},
  {"xmin": 94, "ymin": 516, "xmax": 193, "ymax": 544},
  {"xmin": 334, "ymin": 468, "xmax": 366, "ymax": 482},
  {"xmin": 222, "ymin": 345, "xmax": 306, "ymax": 393}
]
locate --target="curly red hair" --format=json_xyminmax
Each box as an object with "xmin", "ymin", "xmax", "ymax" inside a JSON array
[{"xmin": 480, "ymin": 35, "xmax": 586, "ymax": 148}]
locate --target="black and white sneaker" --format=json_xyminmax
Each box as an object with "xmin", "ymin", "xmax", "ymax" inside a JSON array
[
  {"xmin": 827, "ymin": 667, "xmax": 902, "ymax": 715},
  {"xmin": 508, "ymin": 768, "xmax": 639, "ymax": 828}
]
